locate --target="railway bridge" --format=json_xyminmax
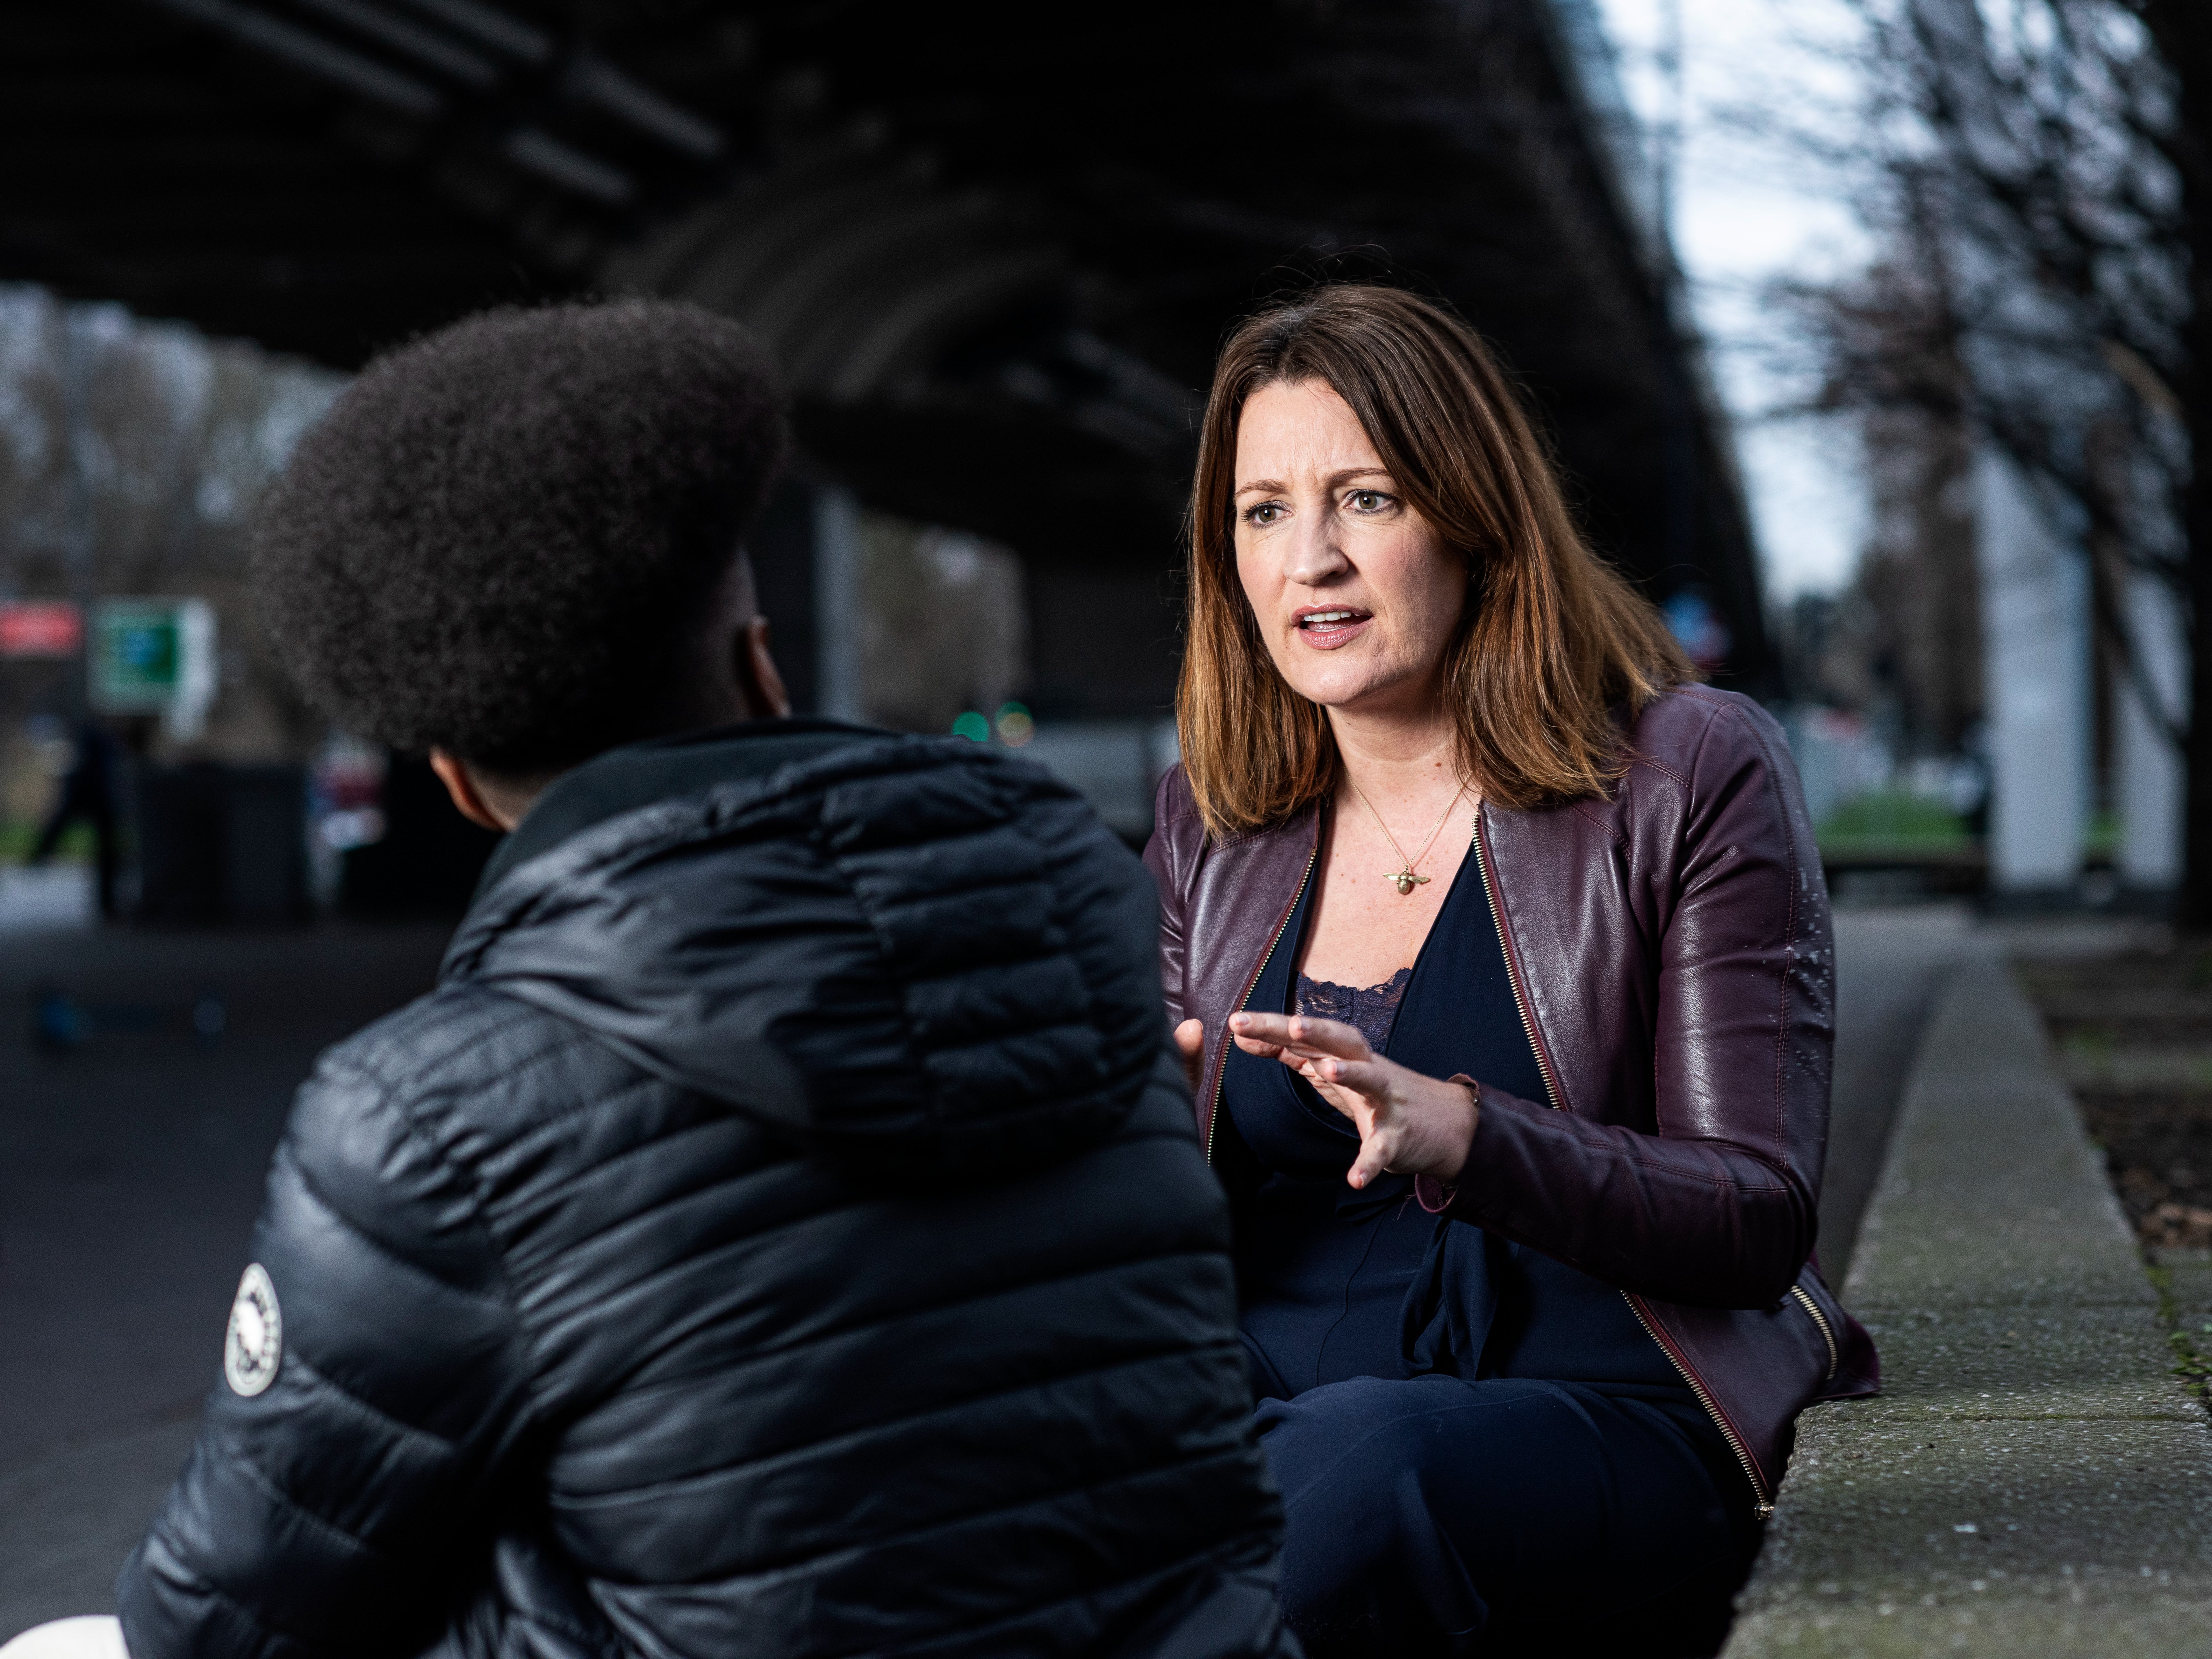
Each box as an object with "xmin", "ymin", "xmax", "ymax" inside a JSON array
[{"xmin": 3, "ymin": 0, "xmax": 1766, "ymax": 717}]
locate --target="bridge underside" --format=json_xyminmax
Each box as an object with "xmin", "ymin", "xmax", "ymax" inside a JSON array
[{"xmin": 4, "ymin": 0, "xmax": 1767, "ymax": 715}]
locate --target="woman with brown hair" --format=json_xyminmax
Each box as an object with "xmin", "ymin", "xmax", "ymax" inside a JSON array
[{"xmin": 1144, "ymin": 286, "xmax": 1877, "ymax": 1657}]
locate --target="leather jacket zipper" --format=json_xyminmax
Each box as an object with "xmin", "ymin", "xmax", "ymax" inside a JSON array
[
  {"xmin": 1206, "ymin": 838, "xmax": 1320, "ymax": 1167},
  {"xmin": 1472, "ymin": 810, "xmax": 1775, "ymax": 1519},
  {"xmin": 1791, "ymin": 1284, "xmax": 1839, "ymax": 1381},
  {"xmin": 1620, "ymin": 1294, "xmax": 1772, "ymax": 1516}
]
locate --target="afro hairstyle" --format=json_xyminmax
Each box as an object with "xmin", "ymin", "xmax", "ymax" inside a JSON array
[{"xmin": 255, "ymin": 298, "xmax": 790, "ymax": 776}]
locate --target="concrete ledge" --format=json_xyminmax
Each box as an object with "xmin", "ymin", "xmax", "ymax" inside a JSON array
[{"xmin": 1723, "ymin": 950, "xmax": 2212, "ymax": 1656}]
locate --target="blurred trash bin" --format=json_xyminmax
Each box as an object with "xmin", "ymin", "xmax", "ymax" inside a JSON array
[{"xmin": 133, "ymin": 762, "xmax": 311, "ymax": 926}]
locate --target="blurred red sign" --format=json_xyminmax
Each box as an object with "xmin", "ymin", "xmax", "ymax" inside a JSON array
[{"xmin": 0, "ymin": 601, "xmax": 85, "ymax": 658}]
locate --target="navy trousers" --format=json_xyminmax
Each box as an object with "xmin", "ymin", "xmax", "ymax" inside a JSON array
[{"xmin": 1254, "ymin": 1375, "xmax": 1761, "ymax": 1658}]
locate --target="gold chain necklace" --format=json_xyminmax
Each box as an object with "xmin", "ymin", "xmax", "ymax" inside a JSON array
[{"xmin": 1345, "ymin": 777, "xmax": 1467, "ymax": 896}]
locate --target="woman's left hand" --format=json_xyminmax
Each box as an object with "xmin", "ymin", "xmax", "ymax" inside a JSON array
[{"xmin": 1228, "ymin": 1011, "xmax": 1480, "ymax": 1190}]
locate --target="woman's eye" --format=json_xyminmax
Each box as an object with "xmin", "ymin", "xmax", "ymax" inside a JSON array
[
  {"xmin": 1245, "ymin": 502, "xmax": 1286, "ymax": 526},
  {"xmin": 1347, "ymin": 490, "xmax": 1391, "ymax": 513}
]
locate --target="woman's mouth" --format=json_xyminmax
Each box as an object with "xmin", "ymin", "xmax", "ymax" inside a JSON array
[{"xmin": 1293, "ymin": 606, "xmax": 1373, "ymax": 649}]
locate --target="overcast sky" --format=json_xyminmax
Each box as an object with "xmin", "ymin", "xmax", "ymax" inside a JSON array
[{"xmin": 1593, "ymin": 0, "xmax": 1874, "ymax": 600}]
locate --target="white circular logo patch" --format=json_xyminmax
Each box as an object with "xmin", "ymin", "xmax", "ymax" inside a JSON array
[{"xmin": 224, "ymin": 1264, "xmax": 282, "ymax": 1397}]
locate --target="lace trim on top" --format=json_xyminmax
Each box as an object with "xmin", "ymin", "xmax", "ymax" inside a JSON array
[{"xmin": 1296, "ymin": 968, "xmax": 1412, "ymax": 1058}]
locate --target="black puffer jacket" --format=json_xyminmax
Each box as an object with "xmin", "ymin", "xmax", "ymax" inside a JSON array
[{"xmin": 119, "ymin": 724, "xmax": 1294, "ymax": 1659}]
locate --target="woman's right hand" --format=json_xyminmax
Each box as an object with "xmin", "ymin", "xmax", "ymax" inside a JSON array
[
  {"xmin": 1228, "ymin": 1012, "xmax": 1479, "ymax": 1190},
  {"xmin": 1174, "ymin": 1018, "xmax": 1205, "ymax": 1096}
]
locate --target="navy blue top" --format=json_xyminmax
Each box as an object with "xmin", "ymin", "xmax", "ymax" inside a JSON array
[{"xmin": 1219, "ymin": 828, "xmax": 1688, "ymax": 1401}]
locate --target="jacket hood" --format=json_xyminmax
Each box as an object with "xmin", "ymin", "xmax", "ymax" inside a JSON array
[{"xmin": 440, "ymin": 735, "xmax": 1166, "ymax": 1180}]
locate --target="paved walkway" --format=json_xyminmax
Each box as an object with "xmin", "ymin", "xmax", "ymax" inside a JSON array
[
  {"xmin": 0, "ymin": 868, "xmax": 95, "ymax": 933},
  {"xmin": 1820, "ymin": 907, "xmax": 1975, "ymax": 1286},
  {"xmin": 1725, "ymin": 946, "xmax": 2212, "ymax": 1654}
]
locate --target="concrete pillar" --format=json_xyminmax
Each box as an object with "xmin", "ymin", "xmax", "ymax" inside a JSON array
[
  {"xmin": 2117, "ymin": 571, "xmax": 2186, "ymax": 891},
  {"xmin": 812, "ymin": 485, "xmax": 864, "ymax": 723},
  {"xmin": 1976, "ymin": 450, "xmax": 2089, "ymax": 894}
]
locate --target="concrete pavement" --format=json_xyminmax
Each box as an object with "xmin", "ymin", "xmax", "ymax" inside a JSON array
[
  {"xmin": 1725, "ymin": 948, "xmax": 2212, "ymax": 1655},
  {"xmin": 1820, "ymin": 906, "xmax": 1976, "ymax": 1287}
]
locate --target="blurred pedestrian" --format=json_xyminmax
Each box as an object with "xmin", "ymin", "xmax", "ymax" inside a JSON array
[
  {"xmin": 29, "ymin": 719, "xmax": 121, "ymax": 918},
  {"xmin": 114, "ymin": 302, "xmax": 1295, "ymax": 1659},
  {"xmin": 1147, "ymin": 286, "xmax": 1880, "ymax": 1656}
]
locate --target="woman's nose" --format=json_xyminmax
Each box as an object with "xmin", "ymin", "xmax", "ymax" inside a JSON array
[{"xmin": 1282, "ymin": 514, "xmax": 1350, "ymax": 588}]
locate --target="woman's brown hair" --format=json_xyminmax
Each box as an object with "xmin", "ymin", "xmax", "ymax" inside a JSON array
[{"xmin": 1177, "ymin": 284, "xmax": 1694, "ymax": 839}]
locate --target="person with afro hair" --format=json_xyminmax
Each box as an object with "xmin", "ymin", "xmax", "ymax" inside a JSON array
[
  {"xmin": 100, "ymin": 301, "xmax": 1300, "ymax": 1659},
  {"xmin": 254, "ymin": 297, "xmax": 797, "ymax": 815}
]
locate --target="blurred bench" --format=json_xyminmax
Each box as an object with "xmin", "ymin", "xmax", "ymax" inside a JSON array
[{"xmin": 1723, "ymin": 949, "xmax": 2212, "ymax": 1654}]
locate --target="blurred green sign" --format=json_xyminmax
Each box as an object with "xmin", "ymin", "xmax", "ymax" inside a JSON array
[{"xmin": 91, "ymin": 598, "xmax": 217, "ymax": 734}]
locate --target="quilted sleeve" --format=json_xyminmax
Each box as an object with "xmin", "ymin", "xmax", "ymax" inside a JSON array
[{"xmin": 116, "ymin": 1054, "xmax": 533, "ymax": 1659}]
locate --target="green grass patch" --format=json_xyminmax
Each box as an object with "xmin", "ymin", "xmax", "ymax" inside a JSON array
[
  {"xmin": 1816, "ymin": 791, "xmax": 1973, "ymax": 853},
  {"xmin": 0, "ymin": 820, "xmax": 92, "ymax": 864}
]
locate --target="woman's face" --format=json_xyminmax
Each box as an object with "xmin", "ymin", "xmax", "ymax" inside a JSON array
[{"xmin": 1232, "ymin": 379, "xmax": 1468, "ymax": 718}]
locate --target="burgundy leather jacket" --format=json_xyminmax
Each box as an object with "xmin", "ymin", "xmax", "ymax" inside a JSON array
[{"xmin": 1143, "ymin": 685, "xmax": 1878, "ymax": 1514}]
